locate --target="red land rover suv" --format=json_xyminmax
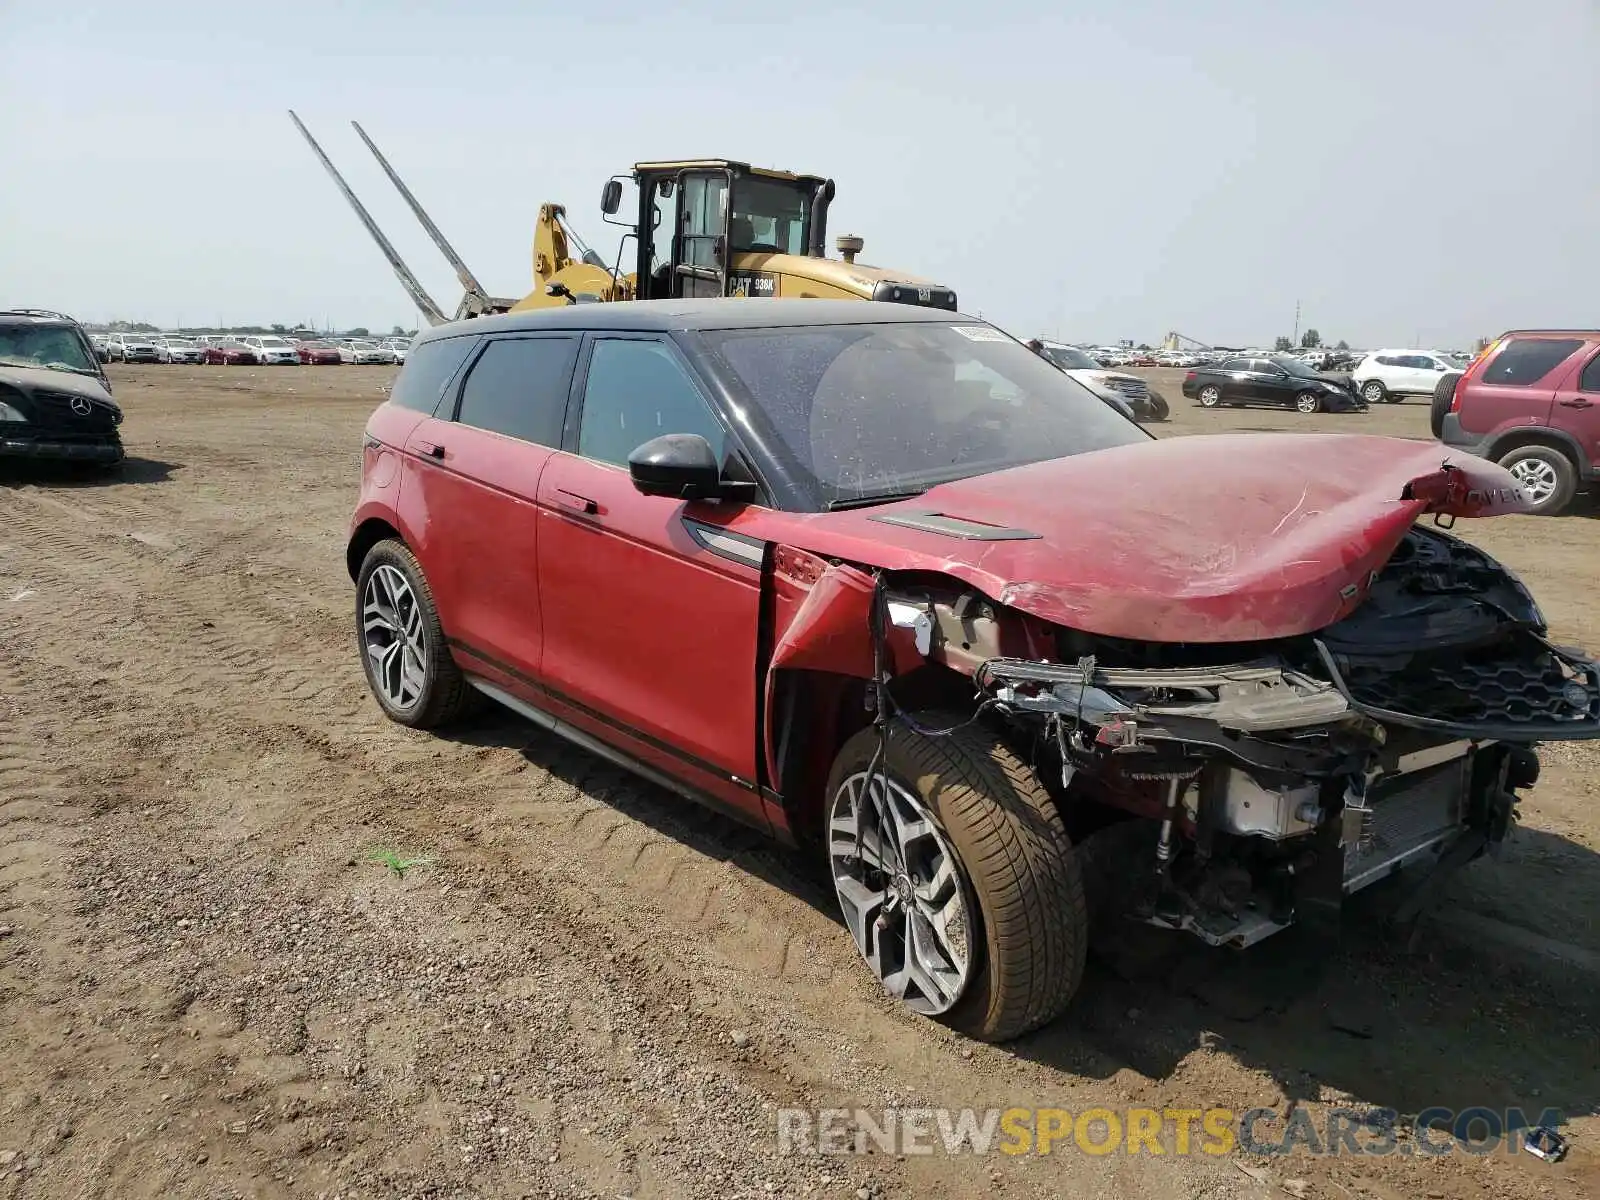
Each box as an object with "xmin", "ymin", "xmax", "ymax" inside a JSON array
[{"xmin": 349, "ymin": 299, "xmax": 1600, "ymax": 1041}]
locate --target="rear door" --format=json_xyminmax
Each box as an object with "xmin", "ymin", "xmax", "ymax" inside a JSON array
[
  {"xmin": 1458, "ymin": 336, "xmax": 1587, "ymax": 440},
  {"xmin": 386, "ymin": 333, "xmax": 483, "ymax": 637},
  {"xmin": 535, "ymin": 333, "xmax": 769, "ymax": 826},
  {"xmin": 404, "ymin": 334, "xmax": 580, "ymax": 696},
  {"xmin": 1217, "ymin": 357, "xmax": 1252, "ymax": 402},
  {"xmin": 1552, "ymin": 340, "xmax": 1600, "ymax": 472}
]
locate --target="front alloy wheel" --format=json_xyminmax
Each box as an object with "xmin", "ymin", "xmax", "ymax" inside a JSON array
[
  {"xmin": 1295, "ymin": 390, "xmax": 1322, "ymax": 414},
  {"xmin": 829, "ymin": 768, "xmax": 975, "ymax": 1016},
  {"xmin": 1360, "ymin": 380, "xmax": 1388, "ymax": 404},
  {"xmin": 824, "ymin": 719, "xmax": 1086, "ymax": 1041}
]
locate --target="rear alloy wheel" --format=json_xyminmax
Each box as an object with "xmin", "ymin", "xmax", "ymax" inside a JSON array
[
  {"xmin": 1197, "ymin": 384, "xmax": 1222, "ymax": 408},
  {"xmin": 1360, "ymin": 380, "xmax": 1389, "ymax": 405},
  {"xmin": 825, "ymin": 717, "xmax": 1086, "ymax": 1042},
  {"xmin": 356, "ymin": 539, "xmax": 476, "ymax": 728},
  {"xmin": 1498, "ymin": 445, "xmax": 1578, "ymax": 516},
  {"xmin": 1295, "ymin": 390, "xmax": 1322, "ymax": 414}
]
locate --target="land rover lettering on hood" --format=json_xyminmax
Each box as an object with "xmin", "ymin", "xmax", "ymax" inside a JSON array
[{"xmin": 347, "ymin": 299, "xmax": 1600, "ymax": 1043}]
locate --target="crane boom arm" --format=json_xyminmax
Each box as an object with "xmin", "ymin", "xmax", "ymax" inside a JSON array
[
  {"xmin": 288, "ymin": 110, "xmax": 448, "ymax": 326},
  {"xmin": 350, "ymin": 120, "xmax": 490, "ymax": 304}
]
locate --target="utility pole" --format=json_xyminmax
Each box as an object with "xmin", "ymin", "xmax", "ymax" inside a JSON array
[{"xmin": 1292, "ymin": 299, "xmax": 1301, "ymax": 347}]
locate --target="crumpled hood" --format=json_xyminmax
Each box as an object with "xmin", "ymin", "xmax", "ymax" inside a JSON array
[{"xmin": 771, "ymin": 434, "xmax": 1529, "ymax": 643}]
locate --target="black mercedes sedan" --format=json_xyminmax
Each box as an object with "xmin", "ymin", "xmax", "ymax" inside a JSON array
[{"xmin": 1180, "ymin": 354, "xmax": 1367, "ymax": 414}]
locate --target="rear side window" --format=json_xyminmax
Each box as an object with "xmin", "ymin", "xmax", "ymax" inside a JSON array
[
  {"xmin": 1579, "ymin": 349, "xmax": 1600, "ymax": 393},
  {"xmin": 454, "ymin": 337, "xmax": 578, "ymax": 446},
  {"xmin": 1481, "ymin": 338, "xmax": 1584, "ymax": 387},
  {"xmin": 389, "ymin": 335, "xmax": 476, "ymax": 413},
  {"xmin": 1220, "ymin": 358, "xmax": 1249, "ymax": 372}
]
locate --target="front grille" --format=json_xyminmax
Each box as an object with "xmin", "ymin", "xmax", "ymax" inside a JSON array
[
  {"xmin": 1106, "ymin": 378, "xmax": 1151, "ymax": 402},
  {"xmin": 31, "ymin": 390, "xmax": 118, "ymax": 435},
  {"xmin": 1327, "ymin": 630, "xmax": 1598, "ymax": 731}
]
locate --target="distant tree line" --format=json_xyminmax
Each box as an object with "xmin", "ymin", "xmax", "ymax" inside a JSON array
[{"xmin": 1273, "ymin": 331, "xmax": 1351, "ymax": 352}]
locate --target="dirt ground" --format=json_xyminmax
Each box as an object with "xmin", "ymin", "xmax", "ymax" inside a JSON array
[{"xmin": 1, "ymin": 362, "xmax": 1596, "ymax": 1200}]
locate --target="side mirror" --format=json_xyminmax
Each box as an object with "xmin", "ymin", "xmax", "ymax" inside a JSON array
[
  {"xmin": 600, "ymin": 179, "xmax": 623, "ymax": 216},
  {"xmin": 628, "ymin": 434, "xmax": 753, "ymax": 502}
]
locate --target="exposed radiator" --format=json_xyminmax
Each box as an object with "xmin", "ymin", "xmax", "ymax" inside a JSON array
[{"xmin": 1343, "ymin": 757, "xmax": 1468, "ymax": 893}]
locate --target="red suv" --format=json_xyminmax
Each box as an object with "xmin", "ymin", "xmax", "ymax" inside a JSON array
[
  {"xmin": 349, "ymin": 300, "xmax": 1599, "ymax": 1042},
  {"xmin": 1435, "ymin": 329, "xmax": 1600, "ymax": 515}
]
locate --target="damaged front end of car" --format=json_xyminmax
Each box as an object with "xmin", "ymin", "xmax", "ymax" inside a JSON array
[{"xmin": 874, "ymin": 525, "xmax": 1599, "ymax": 949}]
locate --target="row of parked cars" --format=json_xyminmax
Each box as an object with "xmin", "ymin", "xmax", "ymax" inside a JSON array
[{"xmin": 90, "ymin": 332, "xmax": 413, "ymax": 367}]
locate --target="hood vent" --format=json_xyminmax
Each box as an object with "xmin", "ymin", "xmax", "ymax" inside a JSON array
[{"xmin": 868, "ymin": 509, "xmax": 1041, "ymax": 541}]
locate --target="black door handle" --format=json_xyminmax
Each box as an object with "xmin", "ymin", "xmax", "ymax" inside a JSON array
[
  {"xmin": 554, "ymin": 489, "xmax": 599, "ymax": 515},
  {"xmin": 1558, "ymin": 398, "xmax": 1593, "ymax": 409},
  {"xmin": 415, "ymin": 440, "xmax": 445, "ymax": 458}
]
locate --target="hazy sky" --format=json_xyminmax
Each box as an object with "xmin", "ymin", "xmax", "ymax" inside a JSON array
[{"xmin": 2, "ymin": 1, "xmax": 1595, "ymax": 347}]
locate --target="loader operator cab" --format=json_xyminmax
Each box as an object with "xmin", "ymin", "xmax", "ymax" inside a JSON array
[{"xmin": 602, "ymin": 160, "xmax": 832, "ymax": 301}]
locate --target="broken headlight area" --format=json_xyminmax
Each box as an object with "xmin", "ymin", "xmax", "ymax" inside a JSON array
[
  {"xmin": 882, "ymin": 529, "xmax": 1598, "ymax": 950},
  {"xmin": 972, "ymin": 655, "xmax": 1540, "ymax": 948}
]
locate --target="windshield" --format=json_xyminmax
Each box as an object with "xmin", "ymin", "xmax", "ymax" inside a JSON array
[
  {"xmin": 728, "ymin": 176, "xmax": 810, "ymax": 256},
  {"xmin": 258, "ymin": 336, "xmax": 290, "ymax": 347},
  {"xmin": 0, "ymin": 325, "xmax": 100, "ymax": 375},
  {"xmin": 702, "ymin": 322, "xmax": 1149, "ymax": 508},
  {"xmin": 1271, "ymin": 356, "xmax": 1321, "ymax": 378},
  {"xmin": 166, "ymin": 337, "xmax": 195, "ymax": 347},
  {"xmin": 1041, "ymin": 345, "xmax": 1102, "ymax": 371}
]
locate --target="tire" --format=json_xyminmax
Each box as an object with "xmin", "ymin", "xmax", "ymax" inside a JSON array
[
  {"xmin": 1144, "ymin": 392, "xmax": 1170, "ymax": 421},
  {"xmin": 1430, "ymin": 371, "xmax": 1463, "ymax": 438},
  {"xmin": 1295, "ymin": 390, "xmax": 1322, "ymax": 414},
  {"xmin": 1197, "ymin": 384, "xmax": 1222, "ymax": 408},
  {"xmin": 1359, "ymin": 379, "xmax": 1388, "ymax": 405},
  {"xmin": 1497, "ymin": 445, "xmax": 1578, "ymax": 516},
  {"xmin": 355, "ymin": 539, "xmax": 476, "ymax": 728},
  {"xmin": 824, "ymin": 715, "xmax": 1087, "ymax": 1042}
]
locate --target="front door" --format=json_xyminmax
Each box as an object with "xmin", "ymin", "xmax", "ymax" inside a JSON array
[
  {"xmin": 671, "ymin": 169, "xmax": 731, "ymax": 299},
  {"xmin": 535, "ymin": 334, "xmax": 768, "ymax": 825},
  {"xmin": 1249, "ymin": 359, "xmax": 1287, "ymax": 404}
]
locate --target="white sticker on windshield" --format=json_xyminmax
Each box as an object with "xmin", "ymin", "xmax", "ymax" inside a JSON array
[{"xmin": 950, "ymin": 325, "xmax": 1009, "ymax": 342}]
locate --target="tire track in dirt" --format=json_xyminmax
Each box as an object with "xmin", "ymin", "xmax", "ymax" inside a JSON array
[
  {"xmin": 2, "ymin": 494, "xmax": 854, "ymax": 988},
  {"xmin": 1, "ymin": 492, "xmax": 1046, "ymax": 1117},
  {"xmin": 3, "ymin": 530, "xmax": 1097, "ymax": 1198}
]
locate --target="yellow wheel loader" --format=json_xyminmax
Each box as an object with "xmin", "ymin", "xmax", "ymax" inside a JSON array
[{"xmin": 290, "ymin": 113, "xmax": 957, "ymax": 326}]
